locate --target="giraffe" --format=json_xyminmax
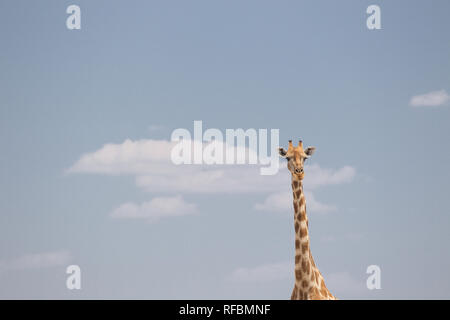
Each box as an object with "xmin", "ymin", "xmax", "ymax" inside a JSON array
[{"xmin": 278, "ymin": 140, "xmax": 337, "ymax": 300}]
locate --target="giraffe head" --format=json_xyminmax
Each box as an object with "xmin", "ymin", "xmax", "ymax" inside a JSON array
[{"xmin": 278, "ymin": 140, "xmax": 316, "ymax": 180}]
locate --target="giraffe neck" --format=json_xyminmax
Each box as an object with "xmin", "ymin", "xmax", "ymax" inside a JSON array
[
  {"xmin": 291, "ymin": 176, "xmax": 334, "ymax": 300},
  {"xmin": 291, "ymin": 177, "xmax": 312, "ymax": 278}
]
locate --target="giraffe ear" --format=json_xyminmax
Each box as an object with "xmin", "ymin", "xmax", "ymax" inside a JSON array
[
  {"xmin": 278, "ymin": 147, "xmax": 287, "ymax": 157},
  {"xmin": 304, "ymin": 147, "xmax": 316, "ymax": 157}
]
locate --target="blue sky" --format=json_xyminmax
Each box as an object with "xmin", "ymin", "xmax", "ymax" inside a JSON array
[{"xmin": 1, "ymin": 0, "xmax": 450, "ymax": 299}]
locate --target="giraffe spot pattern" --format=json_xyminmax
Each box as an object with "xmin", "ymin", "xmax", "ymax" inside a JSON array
[
  {"xmin": 301, "ymin": 280, "xmax": 308, "ymax": 288},
  {"xmin": 300, "ymin": 227, "xmax": 308, "ymax": 238},
  {"xmin": 299, "ymin": 211, "xmax": 306, "ymax": 222},
  {"xmin": 295, "ymin": 269, "xmax": 302, "ymax": 280},
  {"xmin": 288, "ymin": 171, "xmax": 336, "ymax": 300},
  {"xmin": 301, "ymin": 243, "xmax": 308, "ymax": 254},
  {"xmin": 301, "ymin": 260, "xmax": 307, "ymax": 273},
  {"xmin": 299, "ymin": 196, "xmax": 305, "ymax": 207},
  {"xmin": 291, "ymin": 286, "xmax": 298, "ymax": 300}
]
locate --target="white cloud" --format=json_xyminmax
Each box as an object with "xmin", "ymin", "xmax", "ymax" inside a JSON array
[
  {"xmin": 68, "ymin": 139, "xmax": 356, "ymax": 194},
  {"xmin": 304, "ymin": 164, "xmax": 356, "ymax": 189},
  {"xmin": 410, "ymin": 89, "xmax": 450, "ymax": 107},
  {"xmin": 305, "ymin": 191, "xmax": 337, "ymax": 213},
  {"xmin": 0, "ymin": 250, "xmax": 72, "ymax": 272},
  {"xmin": 67, "ymin": 139, "xmax": 175, "ymax": 175},
  {"xmin": 135, "ymin": 167, "xmax": 281, "ymax": 194},
  {"xmin": 110, "ymin": 195, "xmax": 197, "ymax": 222},
  {"xmin": 253, "ymin": 191, "xmax": 337, "ymax": 214},
  {"xmin": 227, "ymin": 261, "xmax": 292, "ymax": 283},
  {"xmin": 253, "ymin": 191, "xmax": 291, "ymax": 212}
]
